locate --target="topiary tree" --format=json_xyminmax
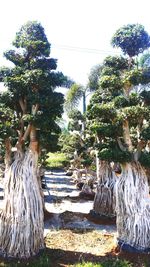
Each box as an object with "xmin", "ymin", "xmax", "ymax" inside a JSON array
[
  {"xmin": 0, "ymin": 21, "xmax": 66, "ymax": 258},
  {"xmin": 86, "ymin": 56, "xmax": 127, "ymax": 218},
  {"xmin": 67, "ymin": 109, "xmax": 84, "ymax": 132},
  {"xmin": 111, "ymin": 24, "xmax": 150, "ymax": 58},
  {"xmin": 99, "ymin": 24, "xmax": 150, "ymax": 252}
]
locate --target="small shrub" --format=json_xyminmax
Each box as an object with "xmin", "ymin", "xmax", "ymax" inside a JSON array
[{"xmin": 46, "ymin": 152, "xmax": 69, "ymax": 168}]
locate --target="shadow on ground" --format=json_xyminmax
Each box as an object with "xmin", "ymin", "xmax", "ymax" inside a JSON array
[{"xmin": 44, "ymin": 247, "xmax": 150, "ymax": 267}]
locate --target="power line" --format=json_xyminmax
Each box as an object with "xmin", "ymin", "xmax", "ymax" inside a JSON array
[{"xmin": 51, "ymin": 43, "xmax": 120, "ymax": 55}]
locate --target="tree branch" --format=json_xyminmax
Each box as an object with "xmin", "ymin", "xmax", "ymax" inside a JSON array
[
  {"xmin": 123, "ymin": 120, "xmax": 133, "ymax": 152},
  {"xmin": 19, "ymin": 98, "xmax": 26, "ymax": 114},
  {"xmin": 32, "ymin": 103, "xmax": 39, "ymax": 115},
  {"xmin": 22, "ymin": 124, "xmax": 32, "ymax": 142},
  {"xmin": 4, "ymin": 138, "xmax": 12, "ymax": 168},
  {"xmin": 117, "ymin": 137, "xmax": 127, "ymax": 152},
  {"xmin": 134, "ymin": 140, "xmax": 146, "ymax": 161}
]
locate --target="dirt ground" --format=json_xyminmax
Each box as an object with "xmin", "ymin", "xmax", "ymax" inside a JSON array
[
  {"xmin": 44, "ymin": 227, "xmax": 150, "ymax": 267},
  {"xmin": 43, "ymin": 171, "xmax": 150, "ymax": 267}
]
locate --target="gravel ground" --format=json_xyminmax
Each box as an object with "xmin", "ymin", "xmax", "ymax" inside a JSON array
[{"xmin": 43, "ymin": 170, "xmax": 116, "ymax": 236}]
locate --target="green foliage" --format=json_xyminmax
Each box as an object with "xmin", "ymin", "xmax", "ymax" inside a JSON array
[
  {"xmin": 98, "ymin": 147, "xmax": 131, "ymax": 162},
  {"xmin": 0, "ymin": 258, "xmax": 133, "ymax": 267},
  {"xmin": 141, "ymin": 68, "xmax": 150, "ymax": 85},
  {"xmin": 0, "ymin": 104, "xmax": 17, "ymax": 139},
  {"xmin": 139, "ymin": 151, "xmax": 150, "ymax": 167},
  {"xmin": 119, "ymin": 106, "xmax": 149, "ymax": 124},
  {"xmin": 68, "ymin": 109, "xmax": 83, "ymax": 121},
  {"xmin": 87, "ymin": 103, "xmax": 116, "ymax": 122},
  {"xmin": 139, "ymin": 52, "xmax": 150, "ymax": 68},
  {"xmin": 13, "ymin": 21, "xmax": 50, "ymax": 57},
  {"xmin": 0, "ymin": 251, "xmax": 51, "ymax": 267},
  {"xmin": 0, "ymin": 67, "xmax": 12, "ymax": 81},
  {"xmin": 103, "ymin": 56, "xmax": 129, "ymax": 70},
  {"xmin": 46, "ymin": 152, "xmax": 69, "ymax": 168},
  {"xmin": 59, "ymin": 130, "xmax": 94, "ymax": 168},
  {"xmin": 0, "ymin": 21, "xmax": 67, "ymax": 154},
  {"xmin": 87, "ymin": 23, "xmax": 150, "ymax": 165},
  {"xmin": 68, "ymin": 120, "xmax": 82, "ymax": 132},
  {"xmin": 88, "ymin": 89, "xmax": 112, "ymax": 106},
  {"xmin": 114, "ymin": 93, "xmax": 141, "ymax": 108},
  {"xmin": 65, "ymin": 83, "xmax": 84, "ymax": 111},
  {"xmin": 140, "ymin": 90, "xmax": 150, "ymax": 105},
  {"xmin": 90, "ymin": 122, "xmax": 121, "ymax": 138},
  {"xmin": 140, "ymin": 126, "xmax": 150, "ymax": 141},
  {"xmin": 96, "ymin": 139, "xmax": 132, "ymax": 162},
  {"xmin": 80, "ymin": 154, "xmax": 93, "ymax": 167},
  {"xmin": 87, "ymin": 64, "xmax": 102, "ymax": 91},
  {"xmin": 68, "ymin": 109, "xmax": 84, "ymax": 132},
  {"xmin": 99, "ymin": 75, "xmax": 122, "ymax": 91},
  {"xmin": 111, "ymin": 24, "xmax": 150, "ymax": 57},
  {"xmin": 59, "ymin": 132, "xmax": 84, "ymax": 159},
  {"xmin": 113, "ymin": 95, "xmax": 129, "ymax": 108},
  {"xmin": 122, "ymin": 69, "xmax": 143, "ymax": 86},
  {"xmin": 101, "ymin": 67, "xmax": 119, "ymax": 77}
]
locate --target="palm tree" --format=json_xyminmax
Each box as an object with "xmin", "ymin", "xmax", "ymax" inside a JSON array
[{"xmin": 65, "ymin": 64, "xmax": 102, "ymax": 114}]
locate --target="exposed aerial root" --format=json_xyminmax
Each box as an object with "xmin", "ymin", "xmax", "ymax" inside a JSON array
[
  {"xmin": 116, "ymin": 162, "xmax": 150, "ymax": 252},
  {"xmin": 0, "ymin": 150, "xmax": 44, "ymax": 258}
]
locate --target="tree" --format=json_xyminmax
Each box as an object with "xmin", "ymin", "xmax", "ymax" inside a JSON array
[
  {"xmin": 91, "ymin": 23, "xmax": 150, "ymax": 252},
  {"xmin": 68, "ymin": 109, "xmax": 84, "ymax": 132},
  {"xmin": 65, "ymin": 64, "xmax": 102, "ymax": 115},
  {"xmin": 86, "ymin": 57, "xmax": 125, "ymax": 218},
  {"xmin": 65, "ymin": 83, "xmax": 85, "ymax": 112},
  {"xmin": 0, "ymin": 21, "xmax": 66, "ymax": 258},
  {"xmin": 87, "ymin": 64, "xmax": 102, "ymax": 92},
  {"xmin": 111, "ymin": 24, "xmax": 150, "ymax": 57}
]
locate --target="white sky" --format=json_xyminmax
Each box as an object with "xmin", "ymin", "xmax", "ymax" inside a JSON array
[{"xmin": 0, "ymin": 0, "xmax": 150, "ymax": 86}]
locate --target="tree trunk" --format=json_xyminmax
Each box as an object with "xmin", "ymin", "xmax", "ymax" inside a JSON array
[
  {"xmin": 122, "ymin": 120, "xmax": 133, "ymax": 152},
  {"xmin": 4, "ymin": 138, "xmax": 12, "ymax": 169},
  {"xmin": 116, "ymin": 162, "xmax": 150, "ymax": 252},
  {"xmin": 0, "ymin": 149, "xmax": 44, "ymax": 258},
  {"xmin": 92, "ymin": 160, "xmax": 116, "ymax": 217}
]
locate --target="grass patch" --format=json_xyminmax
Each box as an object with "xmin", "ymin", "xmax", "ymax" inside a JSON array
[
  {"xmin": 0, "ymin": 258, "xmax": 133, "ymax": 267},
  {"xmin": 46, "ymin": 152, "xmax": 69, "ymax": 168},
  {"xmin": 0, "ymin": 251, "xmax": 51, "ymax": 267},
  {"xmin": 74, "ymin": 259, "xmax": 133, "ymax": 267}
]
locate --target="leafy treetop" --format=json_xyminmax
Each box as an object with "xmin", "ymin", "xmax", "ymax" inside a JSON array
[
  {"xmin": 111, "ymin": 24, "xmax": 150, "ymax": 57},
  {"xmin": 0, "ymin": 21, "xmax": 67, "ymax": 155}
]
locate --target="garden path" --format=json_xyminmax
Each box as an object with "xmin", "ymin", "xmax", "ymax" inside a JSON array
[{"xmin": 43, "ymin": 170, "xmax": 117, "ymax": 236}]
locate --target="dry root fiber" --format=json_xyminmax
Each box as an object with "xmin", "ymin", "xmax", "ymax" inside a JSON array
[
  {"xmin": 116, "ymin": 162, "xmax": 150, "ymax": 252},
  {"xmin": 93, "ymin": 161, "xmax": 116, "ymax": 217},
  {"xmin": 0, "ymin": 150, "xmax": 44, "ymax": 258}
]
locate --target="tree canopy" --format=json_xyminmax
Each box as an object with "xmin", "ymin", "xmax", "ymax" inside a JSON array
[
  {"xmin": 0, "ymin": 21, "xmax": 67, "ymax": 156},
  {"xmin": 87, "ymin": 24, "xmax": 150, "ymax": 166},
  {"xmin": 111, "ymin": 24, "xmax": 150, "ymax": 57}
]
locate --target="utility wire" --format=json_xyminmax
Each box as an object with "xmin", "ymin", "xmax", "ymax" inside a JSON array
[{"xmin": 51, "ymin": 43, "xmax": 120, "ymax": 55}]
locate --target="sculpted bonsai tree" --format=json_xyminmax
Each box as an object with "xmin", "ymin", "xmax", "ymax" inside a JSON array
[
  {"xmin": 87, "ymin": 26, "xmax": 150, "ymax": 252},
  {"xmin": 110, "ymin": 23, "xmax": 150, "ymax": 252},
  {"xmin": 91, "ymin": 23, "xmax": 150, "ymax": 252},
  {"xmin": 0, "ymin": 21, "xmax": 66, "ymax": 258},
  {"xmin": 86, "ymin": 56, "xmax": 128, "ymax": 217}
]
